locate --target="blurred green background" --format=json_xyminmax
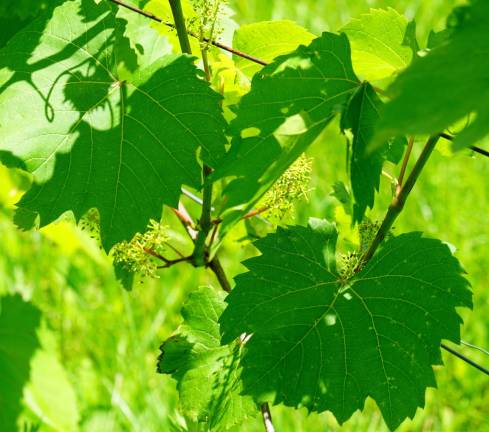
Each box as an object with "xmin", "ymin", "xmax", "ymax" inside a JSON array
[{"xmin": 1, "ymin": 0, "xmax": 488, "ymax": 431}]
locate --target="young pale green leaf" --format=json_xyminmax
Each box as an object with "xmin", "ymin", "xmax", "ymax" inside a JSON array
[
  {"xmin": 342, "ymin": 83, "xmax": 400, "ymax": 223},
  {"xmin": 341, "ymin": 8, "xmax": 418, "ymax": 81},
  {"xmin": 220, "ymin": 220, "xmax": 471, "ymax": 430},
  {"xmin": 377, "ymin": 0, "xmax": 489, "ymax": 150},
  {"xmin": 157, "ymin": 287, "xmax": 256, "ymax": 430},
  {"xmin": 0, "ymin": 295, "xmax": 41, "ymax": 431},
  {"xmin": 233, "ymin": 20, "xmax": 315, "ymax": 77},
  {"xmin": 213, "ymin": 32, "xmax": 360, "ymax": 237},
  {"xmin": 0, "ymin": 0, "xmax": 226, "ymax": 251}
]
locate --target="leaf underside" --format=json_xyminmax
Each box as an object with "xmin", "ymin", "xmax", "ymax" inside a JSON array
[{"xmin": 220, "ymin": 220, "xmax": 472, "ymax": 430}]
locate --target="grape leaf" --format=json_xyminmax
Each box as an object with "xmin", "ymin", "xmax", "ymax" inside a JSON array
[
  {"xmin": 0, "ymin": 295, "xmax": 41, "ymax": 431},
  {"xmin": 157, "ymin": 287, "xmax": 256, "ymax": 430},
  {"xmin": 341, "ymin": 82, "xmax": 398, "ymax": 223},
  {"xmin": 341, "ymin": 8, "xmax": 418, "ymax": 81},
  {"xmin": 220, "ymin": 219, "xmax": 472, "ymax": 430},
  {"xmin": 377, "ymin": 0, "xmax": 489, "ymax": 150},
  {"xmin": 213, "ymin": 32, "xmax": 360, "ymax": 237},
  {"xmin": 233, "ymin": 20, "xmax": 315, "ymax": 77},
  {"xmin": 0, "ymin": 0, "xmax": 226, "ymax": 251}
]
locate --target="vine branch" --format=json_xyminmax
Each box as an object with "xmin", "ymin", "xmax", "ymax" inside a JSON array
[
  {"xmin": 166, "ymin": 0, "xmax": 213, "ymax": 267},
  {"xmin": 261, "ymin": 403, "xmax": 276, "ymax": 432},
  {"xmin": 396, "ymin": 135, "xmax": 414, "ymax": 191},
  {"xmin": 165, "ymin": 4, "xmax": 275, "ymax": 426},
  {"xmin": 207, "ymin": 257, "xmax": 231, "ymax": 293},
  {"xmin": 193, "ymin": 165, "xmax": 214, "ymax": 266},
  {"xmin": 356, "ymin": 135, "xmax": 440, "ymax": 271},
  {"xmin": 168, "ymin": 0, "xmax": 192, "ymax": 54},
  {"xmin": 144, "ymin": 247, "xmax": 191, "ymax": 268},
  {"xmin": 173, "ymin": 202, "xmax": 198, "ymax": 240}
]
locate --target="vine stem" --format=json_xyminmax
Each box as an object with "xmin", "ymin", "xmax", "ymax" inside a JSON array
[
  {"xmin": 193, "ymin": 164, "xmax": 214, "ymax": 266},
  {"xmin": 207, "ymin": 257, "xmax": 231, "ymax": 293},
  {"xmin": 107, "ymin": 0, "xmax": 268, "ymax": 66},
  {"xmin": 261, "ymin": 403, "xmax": 276, "ymax": 432},
  {"xmin": 396, "ymin": 135, "xmax": 414, "ymax": 190},
  {"xmin": 168, "ymin": 0, "xmax": 192, "ymax": 54},
  {"xmin": 173, "ymin": 202, "xmax": 198, "ymax": 240},
  {"xmin": 355, "ymin": 134, "xmax": 440, "ymax": 272},
  {"xmin": 167, "ymin": 0, "xmax": 213, "ymax": 267}
]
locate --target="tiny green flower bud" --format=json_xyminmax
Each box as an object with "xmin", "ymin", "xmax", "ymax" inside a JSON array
[
  {"xmin": 261, "ymin": 154, "xmax": 313, "ymax": 223},
  {"xmin": 112, "ymin": 220, "xmax": 169, "ymax": 279}
]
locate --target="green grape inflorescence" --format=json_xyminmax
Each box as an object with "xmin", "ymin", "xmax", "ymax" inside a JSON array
[
  {"xmin": 261, "ymin": 154, "xmax": 313, "ymax": 222},
  {"xmin": 188, "ymin": 0, "xmax": 227, "ymax": 48},
  {"xmin": 359, "ymin": 220, "xmax": 382, "ymax": 253},
  {"xmin": 338, "ymin": 221, "xmax": 385, "ymax": 280},
  {"xmin": 112, "ymin": 220, "xmax": 169, "ymax": 279},
  {"xmin": 338, "ymin": 251, "xmax": 360, "ymax": 281}
]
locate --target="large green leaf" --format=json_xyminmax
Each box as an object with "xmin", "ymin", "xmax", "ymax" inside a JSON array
[
  {"xmin": 0, "ymin": 0, "xmax": 226, "ymax": 250},
  {"xmin": 220, "ymin": 220, "xmax": 471, "ymax": 430},
  {"xmin": 341, "ymin": 8, "xmax": 418, "ymax": 81},
  {"xmin": 233, "ymin": 20, "xmax": 315, "ymax": 77},
  {"xmin": 158, "ymin": 287, "xmax": 256, "ymax": 430},
  {"xmin": 213, "ymin": 32, "xmax": 360, "ymax": 237},
  {"xmin": 0, "ymin": 295, "xmax": 41, "ymax": 431},
  {"xmin": 377, "ymin": 0, "xmax": 489, "ymax": 150}
]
